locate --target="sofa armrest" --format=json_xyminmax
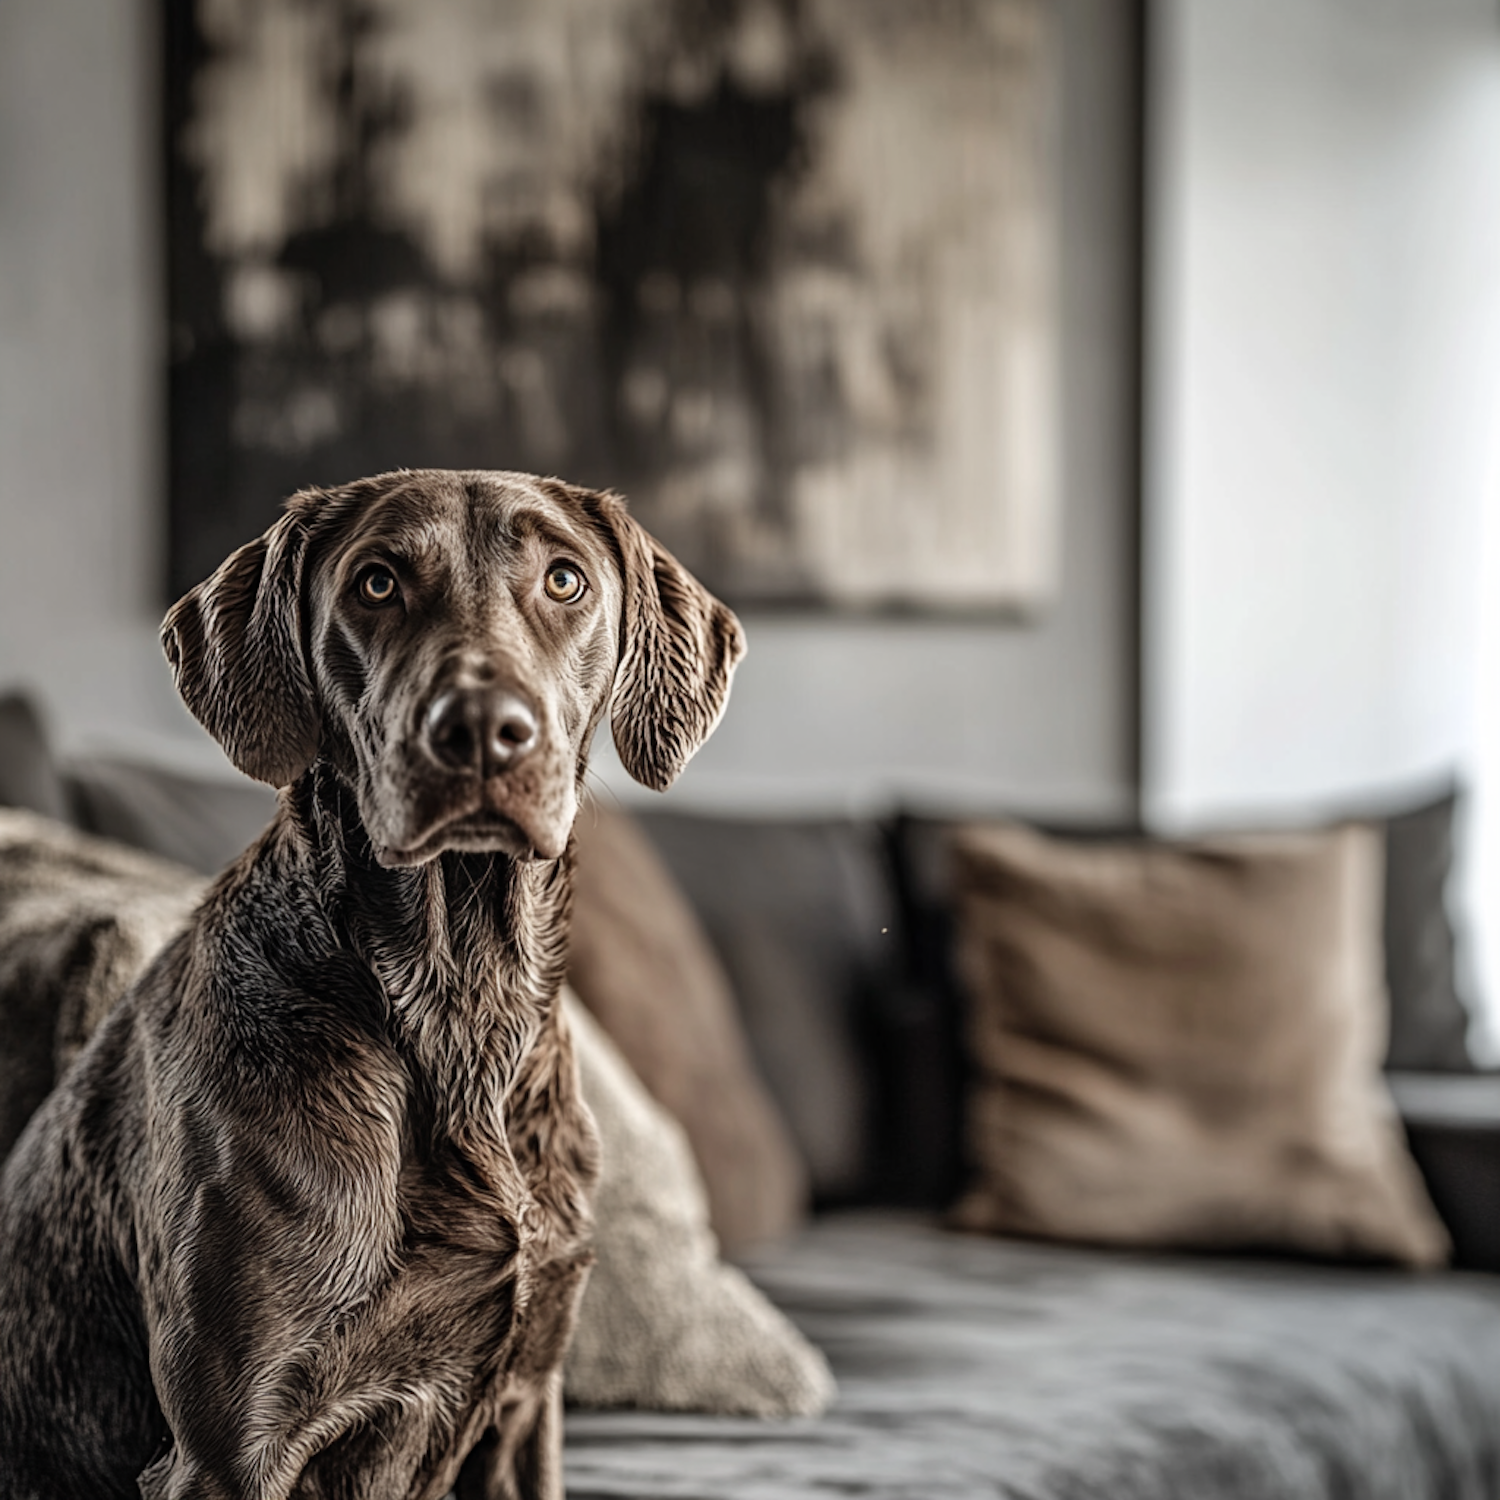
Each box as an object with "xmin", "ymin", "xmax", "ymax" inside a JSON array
[{"xmin": 1388, "ymin": 1071, "xmax": 1500, "ymax": 1271}]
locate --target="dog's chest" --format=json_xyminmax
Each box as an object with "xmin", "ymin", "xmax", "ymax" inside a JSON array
[
  {"xmin": 396, "ymin": 1122, "xmax": 527, "ymax": 1258},
  {"xmin": 297, "ymin": 1133, "xmax": 576, "ymax": 1494},
  {"xmin": 302, "ymin": 903, "xmax": 593, "ymax": 1489}
]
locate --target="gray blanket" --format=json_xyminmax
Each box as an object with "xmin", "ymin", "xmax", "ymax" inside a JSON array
[{"xmin": 564, "ymin": 1211, "xmax": 1500, "ymax": 1500}]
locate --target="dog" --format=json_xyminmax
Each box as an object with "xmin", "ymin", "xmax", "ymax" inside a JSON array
[{"xmin": 0, "ymin": 470, "xmax": 745, "ymax": 1500}]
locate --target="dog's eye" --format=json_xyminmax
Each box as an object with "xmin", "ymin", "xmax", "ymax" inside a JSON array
[
  {"xmin": 543, "ymin": 563, "xmax": 586, "ymax": 604},
  {"xmin": 356, "ymin": 566, "xmax": 400, "ymax": 607}
]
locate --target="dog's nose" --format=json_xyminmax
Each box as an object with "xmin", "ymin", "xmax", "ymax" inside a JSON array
[{"xmin": 423, "ymin": 686, "xmax": 539, "ymax": 773}]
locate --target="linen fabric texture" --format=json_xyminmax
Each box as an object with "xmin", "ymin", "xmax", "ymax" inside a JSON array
[{"xmin": 949, "ymin": 820, "xmax": 1450, "ymax": 1267}]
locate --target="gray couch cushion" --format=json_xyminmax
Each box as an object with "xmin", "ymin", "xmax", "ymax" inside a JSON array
[
  {"xmin": 1383, "ymin": 789, "xmax": 1474, "ymax": 1071},
  {"xmin": 66, "ymin": 756, "xmax": 277, "ymax": 876},
  {"xmin": 1389, "ymin": 1072, "xmax": 1500, "ymax": 1272},
  {"xmin": 635, "ymin": 813, "xmax": 899, "ymax": 1204},
  {"xmin": 0, "ymin": 694, "xmax": 70, "ymax": 824},
  {"xmin": 566, "ymin": 1211, "xmax": 1500, "ymax": 1499}
]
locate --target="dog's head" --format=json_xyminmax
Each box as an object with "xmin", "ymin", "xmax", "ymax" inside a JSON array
[{"xmin": 161, "ymin": 470, "xmax": 745, "ymax": 865}]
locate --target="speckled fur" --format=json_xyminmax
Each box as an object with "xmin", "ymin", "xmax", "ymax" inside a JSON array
[{"xmin": 0, "ymin": 471, "xmax": 744, "ymax": 1500}]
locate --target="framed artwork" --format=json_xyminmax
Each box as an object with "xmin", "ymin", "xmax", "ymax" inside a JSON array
[{"xmin": 166, "ymin": 0, "xmax": 1059, "ymax": 611}]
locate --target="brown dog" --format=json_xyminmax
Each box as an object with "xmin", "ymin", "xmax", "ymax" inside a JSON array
[{"xmin": 0, "ymin": 471, "xmax": 744, "ymax": 1499}]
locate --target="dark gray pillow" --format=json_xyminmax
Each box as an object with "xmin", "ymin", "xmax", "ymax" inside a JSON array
[
  {"xmin": 1383, "ymin": 789, "xmax": 1473, "ymax": 1072},
  {"xmin": 66, "ymin": 757, "xmax": 278, "ymax": 877},
  {"xmin": 0, "ymin": 693, "xmax": 70, "ymax": 824},
  {"xmin": 636, "ymin": 813, "xmax": 900, "ymax": 1204}
]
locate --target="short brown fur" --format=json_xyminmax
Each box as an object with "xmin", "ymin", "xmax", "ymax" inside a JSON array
[{"xmin": 0, "ymin": 470, "xmax": 745, "ymax": 1500}]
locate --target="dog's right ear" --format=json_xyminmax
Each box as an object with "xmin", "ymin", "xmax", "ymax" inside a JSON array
[{"xmin": 160, "ymin": 508, "xmax": 319, "ymax": 787}]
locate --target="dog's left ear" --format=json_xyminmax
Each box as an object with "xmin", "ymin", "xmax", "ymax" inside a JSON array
[
  {"xmin": 575, "ymin": 488, "xmax": 746, "ymax": 791},
  {"xmin": 160, "ymin": 507, "xmax": 320, "ymax": 787}
]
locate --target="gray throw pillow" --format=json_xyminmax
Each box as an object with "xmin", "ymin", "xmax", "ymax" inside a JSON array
[
  {"xmin": 1383, "ymin": 789, "xmax": 1473, "ymax": 1072},
  {"xmin": 635, "ymin": 813, "xmax": 898, "ymax": 1203},
  {"xmin": 0, "ymin": 693, "xmax": 71, "ymax": 824},
  {"xmin": 66, "ymin": 756, "xmax": 278, "ymax": 876}
]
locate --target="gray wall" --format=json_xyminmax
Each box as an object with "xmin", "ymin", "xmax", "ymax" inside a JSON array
[{"xmin": 0, "ymin": 0, "xmax": 1141, "ymax": 818}]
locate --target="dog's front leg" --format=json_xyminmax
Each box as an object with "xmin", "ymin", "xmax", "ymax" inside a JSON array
[
  {"xmin": 135, "ymin": 1384, "xmax": 367, "ymax": 1500},
  {"xmin": 455, "ymin": 1371, "xmax": 565, "ymax": 1500},
  {"xmin": 132, "ymin": 1204, "xmax": 397, "ymax": 1498},
  {"xmin": 516, "ymin": 1372, "xmax": 567, "ymax": 1500},
  {"xmin": 456, "ymin": 1249, "xmax": 593, "ymax": 1500},
  {"xmin": 134, "ymin": 1409, "xmax": 319, "ymax": 1500},
  {"xmin": 137, "ymin": 1450, "xmax": 260, "ymax": 1500}
]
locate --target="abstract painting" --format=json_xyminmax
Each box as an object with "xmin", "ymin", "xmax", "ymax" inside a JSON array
[{"xmin": 167, "ymin": 0, "xmax": 1058, "ymax": 610}]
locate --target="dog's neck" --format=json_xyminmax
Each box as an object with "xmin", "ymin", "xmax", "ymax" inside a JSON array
[{"xmin": 287, "ymin": 764, "xmax": 575, "ymax": 1152}]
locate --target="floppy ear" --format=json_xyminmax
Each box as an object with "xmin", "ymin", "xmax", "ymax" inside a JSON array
[
  {"xmin": 580, "ymin": 489, "xmax": 746, "ymax": 791},
  {"xmin": 159, "ymin": 508, "xmax": 319, "ymax": 787}
]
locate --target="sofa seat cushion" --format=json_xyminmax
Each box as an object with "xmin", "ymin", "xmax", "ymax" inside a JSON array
[{"xmin": 565, "ymin": 1211, "xmax": 1500, "ymax": 1499}]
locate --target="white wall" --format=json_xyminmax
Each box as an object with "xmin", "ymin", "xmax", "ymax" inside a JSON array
[
  {"xmin": 1143, "ymin": 0, "xmax": 1500, "ymax": 1047},
  {"xmin": 1144, "ymin": 0, "xmax": 1500, "ymax": 829},
  {"xmin": 0, "ymin": 0, "xmax": 1142, "ymax": 816}
]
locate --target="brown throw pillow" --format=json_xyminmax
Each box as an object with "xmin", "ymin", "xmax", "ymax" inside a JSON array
[
  {"xmin": 949, "ymin": 820, "xmax": 1450, "ymax": 1267},
  {"xmin": 568, "ymin": 801, "xmax": 807, "ymax": 1253}
]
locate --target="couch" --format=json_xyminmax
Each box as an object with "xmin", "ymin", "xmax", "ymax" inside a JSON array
[{"xmin": 3, "ymin": 692, "xmax": 1500, "ymax": 1499}]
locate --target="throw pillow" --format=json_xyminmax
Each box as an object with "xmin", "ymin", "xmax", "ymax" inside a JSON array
[
  {"xmin": 0, "ymin": 693, "xmax": 71, "ymax": 824},
  {"xmin": 0, "ymin": 809, "xmax": 201, "ymax": 1158},
  {"xmin": 568, "ymin": 802, "xmax": 807, "ymax": 1253},
  {"xmin": 635, "ymin": 812, "xmax": 900, "ymax": 1202},
  {"xmin": 1382, "ymin": 788, "xmax": 1473, "ymax": 1072},
  {"xmin": 562, "ymin": 990, "xmax": 835, "ymax": 1416},
  {"xmin": 949, "ymin": 819, "xmax": 1450, "ymax": 1267}
]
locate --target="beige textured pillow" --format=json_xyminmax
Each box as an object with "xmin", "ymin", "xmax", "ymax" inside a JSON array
[
  {"xmin": 950, "ymin": 820, "xmax": 1450, "ymax": 1267},
  {"xmin": 0, "ymin": 812, "xmax": 834, "ymax": 1415},
  {"xmin": 0, "ymin": 810, "xmax": 202, "ymax": 1157},
  {"xmin": 562, "ymin": 992, "xmax": 834, "ymax": 1415}
]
